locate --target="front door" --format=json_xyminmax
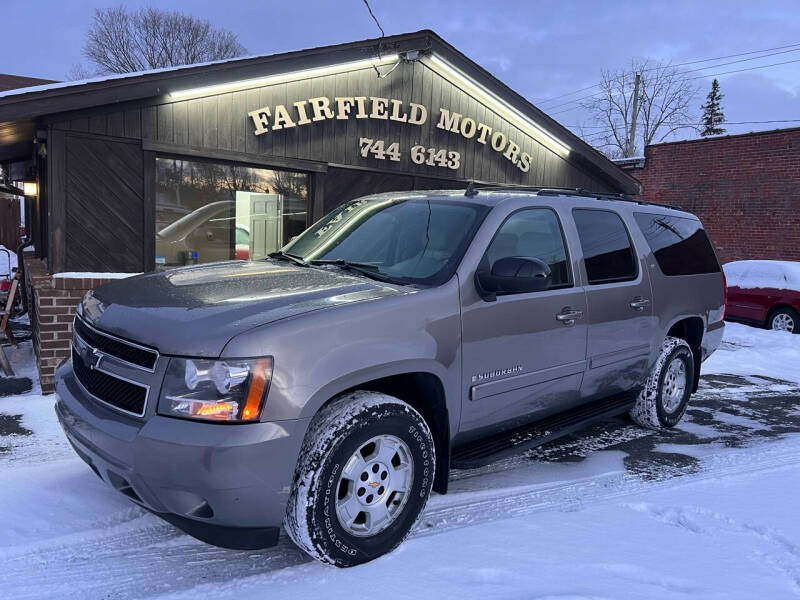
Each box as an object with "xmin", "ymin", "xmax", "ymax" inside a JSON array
[
  {"xmin": 459, "ymin": 207, "xmax": 588, "ymax": 437},
  {"xmin": 571, "ymin": 208, "xmax": 657, "ymax": 400}
]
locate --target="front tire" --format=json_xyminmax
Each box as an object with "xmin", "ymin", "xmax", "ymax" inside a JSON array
[
  {"xmin": 769, "ymin": 307, "xmax": 798, "ymax": 333},
  {"xmin": 284, "ymin": 391, "xmax": 435, "ymax": 567},
  {"xmin": 630, "ymin": 336, "xmax": 695, "ymax": 430}
]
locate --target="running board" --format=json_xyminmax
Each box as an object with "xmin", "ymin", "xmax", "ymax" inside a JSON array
[{"xmin": 451, "ymin": 391, "xmax": 639, "ymax": 469}]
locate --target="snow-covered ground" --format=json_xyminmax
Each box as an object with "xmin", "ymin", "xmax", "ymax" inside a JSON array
[{"xmin": 1, "ymin": 322, "xmax": 800, "ymax": 599}]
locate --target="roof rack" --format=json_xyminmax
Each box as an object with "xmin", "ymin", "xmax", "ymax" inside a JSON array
[{"xmin": 462, "ymin": 182, "xmax": 683, "ymax": 212}]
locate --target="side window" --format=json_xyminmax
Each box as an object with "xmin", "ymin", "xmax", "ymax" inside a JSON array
[
  {"xmin": 573, "ymin": 209, "xmax": 638, "ymax": 284},
  {"xmin": 633, "ymin": 212, "xmax": 721, "ymax": 276},
  {"xmin": 485, "ymin": 208, "xmax": 572, "ymax": 288}
]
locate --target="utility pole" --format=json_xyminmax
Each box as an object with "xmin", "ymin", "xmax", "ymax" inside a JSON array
[{"xmin": 627, "ymin": 72, "xmax": 641, "ymax": 157}]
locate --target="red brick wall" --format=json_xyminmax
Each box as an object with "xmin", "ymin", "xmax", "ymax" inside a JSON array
[
  {"xmin": 23, "ymin": 256, "xmax": 121, "ymax": 393},
  {"xmin": 629, "ymin": 128, "xmax": 800, "ymax": 264}
]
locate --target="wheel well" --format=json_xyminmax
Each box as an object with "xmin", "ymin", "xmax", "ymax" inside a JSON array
[
  {"xmin": 766, "ymin": 303, "xmax": 797, "ymax": 322},
  {"xmin": 667, "ymin": 317, "xmax": 704, "ymax": 392},
  {"xmin": 335, "ymin": 372, "xmax": 450, "ymax": 495}
]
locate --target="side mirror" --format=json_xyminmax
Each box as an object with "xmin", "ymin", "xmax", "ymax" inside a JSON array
[{"xmin": 475, "ymin": 256, "xmax": 552, "ymax": 302}]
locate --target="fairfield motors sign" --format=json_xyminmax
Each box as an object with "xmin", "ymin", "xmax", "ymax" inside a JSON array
[{"xmin": 248, "ymin": 96, "xmax": 534, "ymax": 174}]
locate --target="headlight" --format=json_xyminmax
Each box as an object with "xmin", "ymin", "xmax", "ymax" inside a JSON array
[{"xmin": 158, "ymin": 357, "xmax": 273, "ymax": 422}]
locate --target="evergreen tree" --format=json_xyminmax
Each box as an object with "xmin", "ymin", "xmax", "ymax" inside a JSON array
[{"xmin": 700, "ymin": 79, "xmax": 726, "ymax": 136}]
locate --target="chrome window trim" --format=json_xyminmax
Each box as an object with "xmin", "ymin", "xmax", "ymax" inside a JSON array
[
  {"xmin": 71, "ymin": 336, "xmax": 150, "ymax": 419},
  {"xmin": 74, "ymin": 315, "xmax": 160, "ymax": 373}
]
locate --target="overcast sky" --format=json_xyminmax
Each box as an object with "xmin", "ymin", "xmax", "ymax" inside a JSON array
[{"xmin": 3, "ymin": 0, "xmax": 799, "ymax": 150}]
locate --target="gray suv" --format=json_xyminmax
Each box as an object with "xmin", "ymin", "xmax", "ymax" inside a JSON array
[{"xmin": 55, "ymin": 188, "xmax": 725, "ymax": 567}]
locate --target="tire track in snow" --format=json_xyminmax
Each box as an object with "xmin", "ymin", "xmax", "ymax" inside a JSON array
[
  {"xmin": 7, "ymin": 438, "xmax": 800, "ymax": 600},
  {"xmin": 4, "ymin": 381, "xmax": 800, "ymax": 599},
  {"xmin": 416, "ymin": 441, "xmax": 800, "ymax": 538},
  {"xmin": 624, "ymin": 501, "xmax": 800, "ymax": 592}
]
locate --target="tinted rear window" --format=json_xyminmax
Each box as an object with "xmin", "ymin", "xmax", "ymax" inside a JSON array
[
  {"xmin": 573, "ymin": 209, "xmax": 638, "ymax": 284},
  {"xmin": 634, "ymin": 213, "xmax": 721, "ymax": 276}
]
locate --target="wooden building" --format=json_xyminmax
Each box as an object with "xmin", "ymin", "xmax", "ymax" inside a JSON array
[{"xmin": 0, "ymin": 30, "xmax": 638, "ymax": 390}]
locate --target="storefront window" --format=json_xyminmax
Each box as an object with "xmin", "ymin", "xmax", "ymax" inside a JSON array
[{"xmin": 155, "ymin": 157, "xmax": 308, "ymax": 268}]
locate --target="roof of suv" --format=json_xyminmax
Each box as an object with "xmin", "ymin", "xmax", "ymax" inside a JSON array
[{"xmin": 357, "ymin": 187, "xmax": 692, "ymax": 217}]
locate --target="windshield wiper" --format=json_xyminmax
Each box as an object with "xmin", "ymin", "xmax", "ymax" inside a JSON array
[
  {"xmin": 309, "ymin": 258, "xmax": 381, "ymax": 271},
  {"xmin": 308, "ymin": 259, "xmax": 404, "ymax": 284},
  {"xmin": 266, "ymin": 251, "xmax": 308, "ymax": 266}
]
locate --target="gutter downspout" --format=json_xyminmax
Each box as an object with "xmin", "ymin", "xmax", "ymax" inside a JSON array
[{"xmin": 15, "ymin": 236, "xmax": 32, "ymax": 316}]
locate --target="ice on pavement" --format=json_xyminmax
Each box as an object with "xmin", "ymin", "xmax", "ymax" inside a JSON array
[{"xmin": 1, "ymin": 321, "xmax": 800, "ymax": 599}]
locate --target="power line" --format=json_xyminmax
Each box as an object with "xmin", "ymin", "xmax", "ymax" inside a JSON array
[
  {"xmin": 533, "ymin": 83, "xmax": 602, "ymax": 105},
  {"xmin": 688, "ymin": 56, "xmax": 800, "ymax": 79},
  {"xmin": 567, "ymin": 119, "xmax": 800, "ymax": 129},
  {"xmin": 680, "ymin": 47, "xmax": 800, "ymax": 76},
  {"xmin": 543, "ymin": 56, "xmax": 800, "ymax": 115},
  {"xmin": 536, "ymin": 41, "xmax": 800, "ymax": 107},
  {"xmin": 544, "ymin": 90, "xmax": 611, "ymax": 111},
  {"xmin": 723, "ymin": 119, "xmax": 800, "ymax": 124},
  {"xmin": 644, "ymin": 41, "xmax": 800, "ymax": 71},
  {"xmin": 569, "ymin": 119, "xmax": 800, "ymax": 145},
  {"xmin": 362, "ymin": 0, "xmax": 385, "ymax": 38}
]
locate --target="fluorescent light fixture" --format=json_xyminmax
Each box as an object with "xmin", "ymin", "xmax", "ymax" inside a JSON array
[
  {"xmin": 170, "ymin": 54, "xmax": 400, "ymax": 100},
  {"xmin": 426, "ymin": 54, "xmax": 571, "ymax": 157}
]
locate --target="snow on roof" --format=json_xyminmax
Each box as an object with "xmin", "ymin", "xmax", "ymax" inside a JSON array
[
  {"xmin": 52, "ymin": 271, "xmax": 140, "ymax": 279},
  {"xmin": 723, "ymin": 260, "xmax": 800, "ymax": 291},
  {"xmin": 0, "ymin": 53, "xmax": 267, "ymax": 101}
]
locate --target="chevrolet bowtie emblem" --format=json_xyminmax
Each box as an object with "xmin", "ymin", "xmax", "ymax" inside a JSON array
[
  {"xmin": 368, "ymin": 481, "xmax": 380, "ymax": 488},
  {"xmin": 88, "ymin": 348, "xmax": 103, "ymax": 370}
]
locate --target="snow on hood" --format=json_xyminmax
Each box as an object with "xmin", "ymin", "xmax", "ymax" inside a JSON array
[{"xmin": 723, "ymin": 260, "xmax": 800, "ymax": 291}]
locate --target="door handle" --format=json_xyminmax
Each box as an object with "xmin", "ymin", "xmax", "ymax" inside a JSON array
[
  {"xmin": 556, "ymin": 308, "xmax": 584, "ymax": 325},
  {"xmin": 629, "ymin": 297, "xmax": 651, "ymax": 311}
]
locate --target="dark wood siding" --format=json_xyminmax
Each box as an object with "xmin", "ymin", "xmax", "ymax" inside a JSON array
[
  {"xmin": 63, "ymin": 134, "xmax": 144, "ymax": 272},
  {"xmin": 50, "ymin": 60, "xmax": 613, "ymax": 193},
  {"xmin": 44, "ymin": 56, "xmax": 622, "ymax": 273}
]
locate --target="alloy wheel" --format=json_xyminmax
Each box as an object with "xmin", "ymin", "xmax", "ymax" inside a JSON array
[
  {"xmin": 335, "ymin": 434, "xmax": 414, "ymax": 537},
  {"xmin": 772, "ymin": 313, "xmax": 795, "ymax": 333},
  {"xmin": 662, "ymin": 357, "xmax": 687, "ymax": 413}
]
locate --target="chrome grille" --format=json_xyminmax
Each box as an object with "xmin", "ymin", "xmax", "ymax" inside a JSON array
[
  {"xmin": 71, "ymin": 317, "xmax": 154, "ymax": 417},
  {"xmin": 73, "ymin": 316, "xmax": 158, "ymax": 371},
  {"xmin": 71, "ymin": 346, "xmax": 148, "ymax": 417}
]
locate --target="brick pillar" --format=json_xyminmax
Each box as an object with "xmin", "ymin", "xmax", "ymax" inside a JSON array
[{"xmin": 22, "ymin": 256, "xmax": 121, "ymax": 394}]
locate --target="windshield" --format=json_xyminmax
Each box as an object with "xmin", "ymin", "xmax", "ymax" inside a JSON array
[{"xmin": 283, "ymin": 196, "xmax": 489, "ymax": 285}]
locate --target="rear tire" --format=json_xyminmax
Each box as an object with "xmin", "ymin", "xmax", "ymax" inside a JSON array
[
  {"xmin": 284, "ymin": 391, "xmax": 435, "ymax": 567},
  {"xmin": 630, "ymin": 336, "xmax": 694, "ymax": 430},
  {"xmin": 768, "ymin": 307, "xmax": 798, "ymax": 334}
]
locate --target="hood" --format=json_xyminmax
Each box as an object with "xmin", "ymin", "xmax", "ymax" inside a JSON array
[{"xmin": 80, "ymin": 260, "xmax": 409, "ymax": 356}]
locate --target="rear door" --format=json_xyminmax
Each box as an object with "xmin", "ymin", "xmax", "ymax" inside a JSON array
[
  {"xmin": 571, "ymin": 208, "xmax": 658, "ymax": 400},
  {"xmin": 459, "ymin": 207, "xmax": 588, "ymax": 436}
]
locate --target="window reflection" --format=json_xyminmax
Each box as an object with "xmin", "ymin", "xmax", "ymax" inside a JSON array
[{"xmin": 155, "ymin": 157, "xmax": 308, "ymax": 268}]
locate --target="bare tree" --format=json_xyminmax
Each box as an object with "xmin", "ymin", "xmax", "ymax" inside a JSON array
[
  {"xmin": 75, "ymin": 6, "xmax": 247, "ymax": 77},
  {"xmin": 581, "ymin": 59, "xmax": 699, "ymax": 157}
]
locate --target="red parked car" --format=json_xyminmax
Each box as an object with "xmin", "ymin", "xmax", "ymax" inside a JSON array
[{"xmin": 723, "ymin": 260, "xmax": 800, "ymax": 333}]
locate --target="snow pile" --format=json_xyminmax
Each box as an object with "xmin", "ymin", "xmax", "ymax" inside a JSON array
[
  {"xmin": 704, "ymin": 321, "xmax": 800, "ymax": 383},
  {"xmin": 0, "ymin": 244, "xmax": 16, "ymax": 274},
  {"xmin": 724, "ymin": 260, "xmax": 800, "ymax": 291},
  {"xmin": 52, "ymin": 272, "xmax": 140, "ymax": 279}
]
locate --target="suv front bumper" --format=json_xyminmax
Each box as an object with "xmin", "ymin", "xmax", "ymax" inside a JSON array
[{"xmin": 55, "ymin": 362, "xmax": 310, "ymax": 549}]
